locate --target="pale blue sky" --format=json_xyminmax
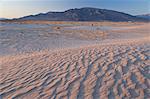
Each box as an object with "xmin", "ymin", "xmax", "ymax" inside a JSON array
[{"xmin": 0, "ymin": 0, "xmax": 150, "ymax": 18}]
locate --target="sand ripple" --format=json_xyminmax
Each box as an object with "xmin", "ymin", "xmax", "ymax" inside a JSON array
[{"xmin": 0, "ymin": 38, "xmax": 150, "ymax": 99}]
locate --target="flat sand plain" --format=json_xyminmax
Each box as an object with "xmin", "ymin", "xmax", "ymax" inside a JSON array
[{"xmin": 0, "ymin": 21, "xmax": 150, "ymax": 99}]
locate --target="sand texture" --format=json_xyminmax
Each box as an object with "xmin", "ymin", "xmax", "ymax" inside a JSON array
[
  {"xmin": 0, "ymin": 21, "xmax": 150, "ymax": 99},
  {"xmin": 0, "ymin": 37, "xmax": 150, "ymax": 99}
]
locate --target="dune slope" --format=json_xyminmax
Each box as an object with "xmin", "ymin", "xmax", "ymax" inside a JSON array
[{"xmin": 0, "ymin": 38, "xmax": 150, "ymax": 99}]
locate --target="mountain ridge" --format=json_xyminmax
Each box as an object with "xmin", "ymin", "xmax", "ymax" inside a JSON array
[
  {"xmin": 136, "ymin": 14, "xmax": 150, "ymax": 20},
  {"xmin": 0, "ymin": 18, "xmax": 7, "ymax": 20},
  {"xmin": 8, "ymin": 7, "xmax": 149, "ymax": 22}
]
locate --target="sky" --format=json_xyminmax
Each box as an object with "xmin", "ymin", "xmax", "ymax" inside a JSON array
[{"xmin": 0, "ymin": 0, "xmax": 150, "ymax": 18}]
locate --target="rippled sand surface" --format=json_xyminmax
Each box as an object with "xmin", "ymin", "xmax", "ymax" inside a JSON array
[{"xmin": 0, "ymin": 21, "xmax": 150, "ymax": 99}]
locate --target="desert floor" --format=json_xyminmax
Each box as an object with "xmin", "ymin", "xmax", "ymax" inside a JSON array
[{"xmin": 0, "ymin": 21, "xmax": 150, "ymax": 99}]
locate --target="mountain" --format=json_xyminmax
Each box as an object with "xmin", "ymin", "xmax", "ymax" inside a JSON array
[
  {"xmin": 136, "ymin": 14, "xmax": 150, "ymax": 20},
  {"xmin": 0, "ymin": 18, "xmax": 7, "ymax": 20},
  {"xmin": 15, "ymin": 7, "xmax": 148, "ymax": 22}
]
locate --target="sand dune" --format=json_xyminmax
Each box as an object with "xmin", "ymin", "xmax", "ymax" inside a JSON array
[
  {"xmin": 0, "ymin": 22, "xmax": 149, "ymax": 56},
  {"xmin": 0, "ymin": 37, "xmax": 150, "ymax": 99}
]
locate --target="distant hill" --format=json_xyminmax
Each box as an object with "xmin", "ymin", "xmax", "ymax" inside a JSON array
[
  {"xmin": 136, "ymin": 14, "xmax": 150, "ymax": 20},
  {"xmin": 11, "ymin": 7, "xmax": 149, "ymax": 22},
  {"xmin": 0, "ymin": 18, "xmax": 7, "ymax": 20}
]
